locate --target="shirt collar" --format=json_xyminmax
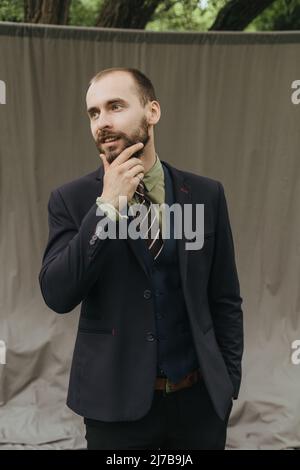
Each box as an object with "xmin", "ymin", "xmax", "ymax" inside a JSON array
[{"xmin": 143, "ymin": 153, "xmax": 163, "ymax": 193}]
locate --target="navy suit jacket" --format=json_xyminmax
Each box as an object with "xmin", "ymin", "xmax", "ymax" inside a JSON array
[{"xmin": 39, "ymin": 160, "xmax": 243, "ymax": 421}]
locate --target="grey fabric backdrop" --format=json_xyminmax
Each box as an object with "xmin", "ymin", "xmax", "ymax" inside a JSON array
[{"xmin": 0, "ymin": 22, "xmax": 299, "ymax": 449}]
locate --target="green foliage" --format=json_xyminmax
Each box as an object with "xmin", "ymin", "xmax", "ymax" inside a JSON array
[
  {"xmin": 146, "ymin": 0, "xmax": 227, "ymax": 32},
  {"xmin": 146, "ymin": 0, "xmax": 300, "ymax": 33},
  {"xmin": 0, "ymin": 0, "xmax": 24, "ymax": 22},
  {"xmin": 69, "ymin": 0, "xmax": 104, "ymax": 26},
  {"xmin": 0, "ymin": 0, "xmax": 300, "ymax": 32},
  {"xmin": 248, "ymin": 0, "xmax": 300, "ymax": 31}
]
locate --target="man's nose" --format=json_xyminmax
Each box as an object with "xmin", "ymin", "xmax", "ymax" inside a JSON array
[{"xmin": 95, "ymin": 112, "xmax": 112, "ymax": 132}]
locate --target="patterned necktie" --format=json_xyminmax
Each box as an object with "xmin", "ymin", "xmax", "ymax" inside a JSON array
[{"xmin": 134, "ymin": 180, "xmax": 164, "ymax": 260}]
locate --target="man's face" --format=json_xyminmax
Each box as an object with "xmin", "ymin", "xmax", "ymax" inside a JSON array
[{"xmin": 86, "ymin": 72, "xmax": 150, "ymax": 164}]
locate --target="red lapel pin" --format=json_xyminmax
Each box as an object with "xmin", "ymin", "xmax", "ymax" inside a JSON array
[{"xmin": 180, "ymin": 186, "xmax": 189, "ymax": 193}]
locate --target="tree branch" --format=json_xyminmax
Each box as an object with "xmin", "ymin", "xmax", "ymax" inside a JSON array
[
  {"xmin": 96, "ymin": 0, "xmax": 162, "ymax": 29},
  {"xmin": 209, "ymin": 0, "xmax": 276, "ymax": 31}
]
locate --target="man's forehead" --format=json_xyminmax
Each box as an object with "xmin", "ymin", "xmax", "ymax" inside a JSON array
[{"xmin": 86, "ymin": 72, "xmax": 137, "ymax": 105}]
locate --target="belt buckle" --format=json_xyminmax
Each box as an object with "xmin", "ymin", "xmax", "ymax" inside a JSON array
[{"xmin": 165, "ymin": 378, "xmax": 174, "ymax": 394}]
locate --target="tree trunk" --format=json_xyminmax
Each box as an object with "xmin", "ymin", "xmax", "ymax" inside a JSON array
[
  {"xmin": 210, "ymin": 0, "xmax": 276, "ymax": 31},
  {"xmin": 96, "ymin": 0, "xmax": 161, "ymax": 29},
  {"xmin": 24, "ymin": 0, "xmax": 71, "ymax": 24}
]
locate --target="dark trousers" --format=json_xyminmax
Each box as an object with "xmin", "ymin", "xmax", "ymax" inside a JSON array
[{"xmin": 84, "ymin": 379, "xmax": 233, "ymax": 450}]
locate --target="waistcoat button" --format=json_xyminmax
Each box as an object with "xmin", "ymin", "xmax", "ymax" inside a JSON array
[
  {"xmin": 146, "ymin": 332, "xmax": 155, "ymax": 342},
  {"xmin": 143, "ymin": 289, "xmax": 152, "ymax": 299}
]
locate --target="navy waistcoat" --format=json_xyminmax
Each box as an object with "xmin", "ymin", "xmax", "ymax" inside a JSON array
[{"xmin": 139, "ymin": 162, "xmax": 199, "ymax": 383}]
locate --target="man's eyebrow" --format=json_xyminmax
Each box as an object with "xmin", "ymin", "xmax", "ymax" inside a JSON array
[
  {"xmin": 87, "ymin": 98, "xmax": 128, "ymax": 114},
  {"xmin": 106, "ymin": 97, "xmax": 127, "ymax": 106}
]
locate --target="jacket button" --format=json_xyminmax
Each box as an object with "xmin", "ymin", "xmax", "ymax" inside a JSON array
[
  {"xmin": 143, "ymin": 289, "xmax": 152, "ymax": 299},
  {"xmin": 89, "ymin": 239, "xmax": 95, "ymax": 245},
  {"xmin": 146, "ymin": 332, "xmax": 155, "ymax": 342}
]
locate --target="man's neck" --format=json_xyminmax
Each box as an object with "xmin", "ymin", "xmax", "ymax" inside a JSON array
[{"xmin": 142, "ymin": 150, "xmax": 157, "ymax": 174}]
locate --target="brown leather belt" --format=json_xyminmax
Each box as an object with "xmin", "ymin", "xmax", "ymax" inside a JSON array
[{"xmin": 155, "ymin": 369, "xmax": 201, "ymax": 394}]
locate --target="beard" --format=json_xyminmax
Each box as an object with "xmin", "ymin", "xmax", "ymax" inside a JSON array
[{"xmin": 95, "ymin": 115, "xmax": 150, "ymax": 164}]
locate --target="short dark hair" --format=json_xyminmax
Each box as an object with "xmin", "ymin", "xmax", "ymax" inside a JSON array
[{"xmin": 89, "ymin": 67, "xmax": 157, "ymax": 107}]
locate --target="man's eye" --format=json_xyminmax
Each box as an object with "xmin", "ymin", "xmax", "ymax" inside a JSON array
[
  {"xmin": 112, "ymin": 103, "xmax": 121, "ymax": 110},
  {"xmin": 91, "ymin": 111, "xmax": 99, "ymax": 119}
]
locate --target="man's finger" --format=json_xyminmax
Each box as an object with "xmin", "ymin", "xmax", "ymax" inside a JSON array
[
  {"xmin": 111, "ymin": 142, "xmax": 144, "ymax": 167},
  {"xmin": 100, "ymin": 153, "xmax": 109, "ymax": 172}
]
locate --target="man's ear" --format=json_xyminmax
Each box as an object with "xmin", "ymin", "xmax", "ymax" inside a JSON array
[{"xmin": 147, "ymin": 100, "xmax": 161, "ymax": 126}]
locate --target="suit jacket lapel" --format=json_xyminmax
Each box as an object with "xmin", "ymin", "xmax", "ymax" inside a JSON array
[{"xmin": 161, "ymin": 160, "xmax": 191, "ymax": 285}]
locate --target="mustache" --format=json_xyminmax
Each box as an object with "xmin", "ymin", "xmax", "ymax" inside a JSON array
[{"xmin": 97, "ymin": 133, "xmax": 120, "ymax": 144}]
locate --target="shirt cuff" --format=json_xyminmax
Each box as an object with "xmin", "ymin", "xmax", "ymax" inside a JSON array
[
  {"xmin": 96, "ymin": 197, "xmax": 129, "ymax": 221},
  {"xmin": 96, "ymin": 197, "xmax": 118, "ymax": 221}
]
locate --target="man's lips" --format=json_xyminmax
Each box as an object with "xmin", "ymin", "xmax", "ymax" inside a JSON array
[{"xmin": 101, "ymin": 137, "xmax": 120, "ymax": 145}]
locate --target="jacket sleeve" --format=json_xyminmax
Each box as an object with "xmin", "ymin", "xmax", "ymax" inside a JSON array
[
  {"xmin": 208, "ymin": 182, "xmax": 244, "ymax": 399},
  {"xmin": 39, "ymin": 188, "xmax": 111, "ymax": 314}
]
